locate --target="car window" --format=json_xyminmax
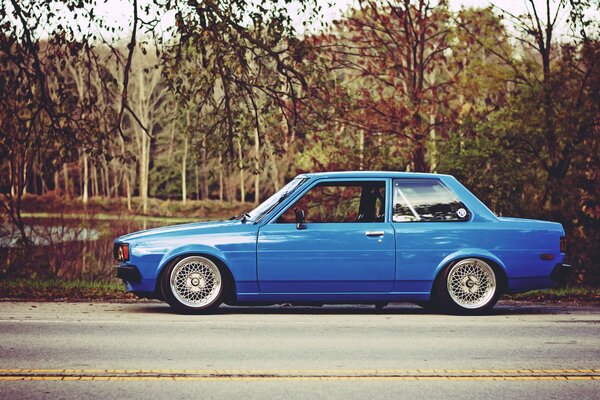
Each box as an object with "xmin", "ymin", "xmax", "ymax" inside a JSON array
[
  {"xmin": 393, "ymin": 179, "xmax": 470, "ymax": 222},
  {"xmin": 247, "ymin": 177, "xmax": 307, "ymax": 222},
  {"xmin": 277, "ymin": 181, "xmax": 386, "ymax": 223}
]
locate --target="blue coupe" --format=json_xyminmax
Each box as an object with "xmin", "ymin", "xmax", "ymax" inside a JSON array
[{"xmin": 114, "ymin": 171, "xmax": 570, "ymax": 314}]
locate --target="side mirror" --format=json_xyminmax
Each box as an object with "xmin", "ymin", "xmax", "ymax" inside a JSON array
[{"xmin": 295, "ymin": 209, "xmax": 307, "ymax": 230}]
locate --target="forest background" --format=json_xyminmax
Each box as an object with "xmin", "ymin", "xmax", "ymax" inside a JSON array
[{"xmin": 1, "ymin": 0, "xmax": 599, "ymax": 294}]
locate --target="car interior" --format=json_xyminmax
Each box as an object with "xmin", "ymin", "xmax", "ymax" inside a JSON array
[{"xmin": 276, "ymin": 181, "xmax": 386, "ymax": 223}]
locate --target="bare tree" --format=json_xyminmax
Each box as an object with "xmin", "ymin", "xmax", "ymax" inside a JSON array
[{"xmin": 124, "ymin": 52, "xmax": 169, "ymax": 213}]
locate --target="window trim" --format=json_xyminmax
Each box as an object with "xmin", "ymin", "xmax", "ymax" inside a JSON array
[
  {"xmin": 392, "ymin": 178, "xmax": 472, "ymax": 223},
  {"xmin": 250, "ymin": 177, "xmax": 309, "ymax": 223},
  {"xmin": 266, "ymin": 178, "xmax": 391, "ymax": 225}
]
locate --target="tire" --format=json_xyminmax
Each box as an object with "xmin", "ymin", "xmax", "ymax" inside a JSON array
[
  {"xmin": 160, "ymin": 255, "xmax": 226, "ymax": 314},
  {"xmin": 434, "ymin": 258, "xmax": 500, "ymax": 315}
]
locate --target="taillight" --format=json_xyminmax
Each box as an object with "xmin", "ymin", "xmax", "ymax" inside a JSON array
[
  {"xmin": 114, "ymin": 243, "xmax": 130, "ymax": 261},
  {"xmin": 560, "ymin": 236, "xmax": 567, "ymax": 253}
]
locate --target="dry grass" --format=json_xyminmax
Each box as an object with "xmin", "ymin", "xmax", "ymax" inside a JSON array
[{"xmin": 0, "ymin": 279, "xmax": 135, "ymax": 301}]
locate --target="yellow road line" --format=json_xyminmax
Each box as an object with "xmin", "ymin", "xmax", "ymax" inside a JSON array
[{"xmin": 1, "ymin": 368, "xmax": 599, "ymax": 383}]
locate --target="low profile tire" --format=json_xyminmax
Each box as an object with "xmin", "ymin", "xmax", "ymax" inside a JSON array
[
  {"xmin": 160, "ymin": 256, "xmax": 226, "ymax": 314},
  {"xmin": 434, "ymin": 258, "xmax": 500, "ymax": 315}
]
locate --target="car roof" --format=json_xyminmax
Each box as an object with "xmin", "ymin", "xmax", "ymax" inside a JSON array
[{"xmin": 297, "ymin": 171, "xmax": 452, "ymax": 180}]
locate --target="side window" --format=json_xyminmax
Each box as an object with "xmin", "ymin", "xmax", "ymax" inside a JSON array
[
  {"xmin": 277, "ymin": 181, "xmax": 386, "ymax": 223},
  {"xmin": 393, "ymin": 179, "xmax": 470, "ymax": 222}
]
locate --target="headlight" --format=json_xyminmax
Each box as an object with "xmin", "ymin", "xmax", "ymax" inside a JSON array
[{"xmin": 114, "ymin": 243, "xmax": 130, "ymax": 261}]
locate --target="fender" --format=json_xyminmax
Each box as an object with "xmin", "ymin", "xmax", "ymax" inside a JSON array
[
  {"xmin": 434, "ymin": 248, "xmax": 508, "ymax": 281},
  {"xmin": 156, "ymin": 244, "xmax": 229, "ymax": 281}
]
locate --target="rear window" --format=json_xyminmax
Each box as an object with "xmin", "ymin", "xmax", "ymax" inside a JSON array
[{"xmin": 392, "ymin": 179, "xmax": 470, "ymax": 222}]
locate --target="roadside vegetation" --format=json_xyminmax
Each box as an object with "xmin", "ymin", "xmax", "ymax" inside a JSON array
[
  {"xmin": 506, "ymin": 287, "xmax": 600, "ymax": 304},
  {"xmin": 1, "ymin": 0, "xmax": 599, "ymax": 295},
  {"xmin": 0, "ymin": 279, "xmax": 134, "ymax": 301}
]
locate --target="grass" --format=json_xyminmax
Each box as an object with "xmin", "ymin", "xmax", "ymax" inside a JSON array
[
  {"xmin": 505, "ymin": 287, "xmax": 600, "ymax": 303},
  {"xmin": 0, "ymin": 279, "xmax": 136, "ymax": 301},
  {"xmin": 0, "ymin": 279, "xmax": 598, "ymax": 303}
]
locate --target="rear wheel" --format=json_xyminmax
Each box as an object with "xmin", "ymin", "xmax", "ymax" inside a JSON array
[
  {"xmin": 434, "ymin": 258, "xmax": 499, "ymax": 315},
  {"xmin": 160, "ymin": 256, "xmax": 225, "ymax": 314}
]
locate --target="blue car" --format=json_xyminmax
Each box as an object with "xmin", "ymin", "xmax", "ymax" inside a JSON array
[{"xmin": 114, "ymin": 171, "xmax": 570, "ymax": 314}]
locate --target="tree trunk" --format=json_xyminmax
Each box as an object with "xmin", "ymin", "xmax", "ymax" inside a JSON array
[
  {"xmin": 201, "ymin": 142, "xmax": 208, "ymax": 200},
  {"xmin": 99, "ymin": 166, "xmax": 105, "ymax": 197},
  {"xmin": 140, "ymin": 130, "xmax": 148, "ymax": 213},
  {"xmin": 41, "ymin": 173, "xmax": 48, "ymax": 195},
  {"xmin": 218, "ymin": 153, "xmax": 223, "ymax": 203},
  {"xmin": 82, "ymin": 153, "xmax": 89, "ymax": 206},
  {"xmin": 125, "ymin": 170, "xmax": 132, "ymax": 212},
  {"xmin": 358, "ymin": 129, "xmax": 364, "ymax": 171},
  {"xmin": 238, "ymin": 137, "xmax": 245, "ymax": 203},
  {"xmin": 265, "ymin": 133, "xmax": 280, "ymax": 192},
  {"xmin": 168, "ymin": 119, "xmax": 176, "ymax": 158},
  {"xmin": 195, "ymin": 164, "xmax": 199, "ymax": 201},
  {"xmin": 254, "ymin": 125, "xmax": 260, "ymax": 205},
  {"xmin": 429, "ymin": 112, "xmax": 437, "ymax": 172},
  {"xmin": 270, "ymin": 153, "xmax": 280, "ymax": 192},
  {"xmin": 9, "ymin": 160, "xmax": 16, "ymax": 197},
  {"xmin": 428, "ymin": 70, "xmax": 438, "ymax": 172},
  {"xmin": 110, "ymin": 164, "xmax": 117, "ymax": 198},
  {"xmin": 34, "ymin": 164, "xmax": 40, "ymax": 195},
  {"xmin": 104, "ymin": 164, "xmax": 111, "ymax": 198},
  {"xmin": 182, "ymin": 136, "xmax": 188, "ymax": 204},
  {"xmin": 63, "ymin": 163, "xmax": 70, "ymax": 199},
  {"xmin": 92, "ymin": 163, "xmax": 99, "ymax": 198},
  {"xmin": 22, "ymin": 162, "xmax": 27, "ymax": 196},
  {"xmin": 54, "ymin": 171, "xmax": 59, "ymax": 194},
  {"xmin": 133, "ymin": 62, "xmax": 153, "ymax": 214}
]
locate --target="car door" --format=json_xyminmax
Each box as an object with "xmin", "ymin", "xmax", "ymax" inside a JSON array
[{"xmin": 257, "ymin": 179, "xmax": 395, "ymax": 293}]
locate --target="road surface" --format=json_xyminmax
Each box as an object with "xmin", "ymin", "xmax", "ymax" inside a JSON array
[{"xmin": 0, "ymin": 301, "xmax": 598, "ymax": 399}]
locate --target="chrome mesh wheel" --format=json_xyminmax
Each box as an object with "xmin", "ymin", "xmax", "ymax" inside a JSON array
[
  {"xmin": 447, "ymin": 259, "xmax": 496, "ymax": 309},
  {"xmin": 169, "ymin": 256, "xmax": 222, "ymax": 308}
]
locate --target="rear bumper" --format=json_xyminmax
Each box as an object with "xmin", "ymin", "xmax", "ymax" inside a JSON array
[
  {"xmin": 551, "ymin": 263, "xmax": 572, "ymax": 283},
  {"xmin": 114, "ymin": 264, "xmax": 142, "ymax": 283}
]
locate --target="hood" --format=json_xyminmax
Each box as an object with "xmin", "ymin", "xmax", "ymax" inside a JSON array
[{"xmin": 115, "ymin": 220, "xmax": 243, "ymax": 242}]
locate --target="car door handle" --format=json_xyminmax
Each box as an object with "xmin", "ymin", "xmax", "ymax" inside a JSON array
[{"xmin": 365, "ymin": 231, "xmax": 385, "ymax": 237}]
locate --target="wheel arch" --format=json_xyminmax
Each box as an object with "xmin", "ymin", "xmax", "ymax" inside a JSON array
[
  {"xmin": 155, "ymin": 246, "xmax": 238, "ymax": 303},
  {"xmin": 432, "ymin": 249, "xmax": 509, "ymax": 294}
]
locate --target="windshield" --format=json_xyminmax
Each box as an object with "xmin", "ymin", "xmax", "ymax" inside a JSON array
[{"xmin": 246, "ymin": 177, "xmax": 308, "ymax": 222}]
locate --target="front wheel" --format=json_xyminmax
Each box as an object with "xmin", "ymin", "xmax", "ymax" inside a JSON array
[
  {"xmin": 160, "ymin": 256, "xmax": 225, "ymax": 314},
  {"xmin": 434, "ymin": 258, "xmax": 500, "ymax": 315}
]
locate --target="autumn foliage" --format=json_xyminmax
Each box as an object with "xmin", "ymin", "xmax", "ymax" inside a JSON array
[{"xmin": 0, "ymin": 0, "xmax": 599, "ymax": 285}]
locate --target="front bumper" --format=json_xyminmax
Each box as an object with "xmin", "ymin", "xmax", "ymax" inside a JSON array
[
  {"xmin": 551, "ymin": 263, "xmax": 572, "ymax": 283},
  {"xmin": 114, "ymin": 264, "xmax": 142, "ymax": 283}
]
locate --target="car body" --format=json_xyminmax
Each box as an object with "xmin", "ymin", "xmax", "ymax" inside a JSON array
[{"xmin": 114, "ymin": 171, "xmax": 570, "ymax": 314}]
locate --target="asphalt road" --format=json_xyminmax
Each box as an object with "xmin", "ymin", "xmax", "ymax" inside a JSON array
[{"xmin": 0, "ymin": 301, "xmax": 599, "ymax": 399}]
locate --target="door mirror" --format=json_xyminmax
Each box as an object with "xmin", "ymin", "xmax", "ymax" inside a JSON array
[{"xmin": 295, "ymin": 209, "xmax": 307, "ymax": 230}]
